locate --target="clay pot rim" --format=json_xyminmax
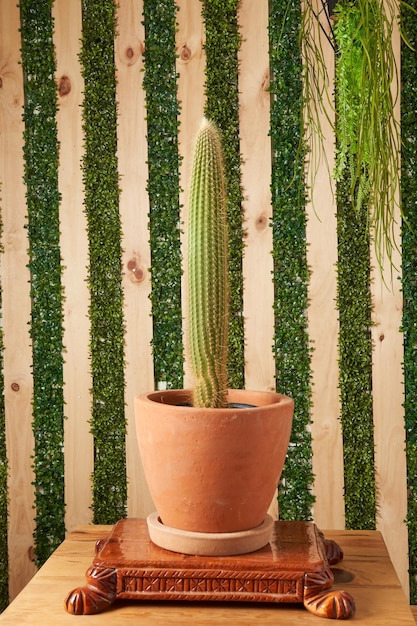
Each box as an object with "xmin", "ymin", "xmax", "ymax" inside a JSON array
[{"xmin": 136, "ymin": 388, "xmax": 294, "ymax": 415}]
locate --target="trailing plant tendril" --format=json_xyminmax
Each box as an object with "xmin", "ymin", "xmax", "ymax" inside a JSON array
[
  {"xmin": 334, "ymin": 0, "xmax": 400, "ymax": 269},
  {"xmin": 303, "ymin": 0, "xmax": 404, "ymax": 271}
]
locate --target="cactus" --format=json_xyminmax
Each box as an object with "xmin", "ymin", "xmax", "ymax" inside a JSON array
[{"xmin": 187, "ymin": 119, "xmax": 229, "ymax": 408}]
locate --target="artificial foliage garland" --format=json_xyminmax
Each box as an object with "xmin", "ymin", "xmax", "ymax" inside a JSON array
[
  {"xmin": 80, "ymin": 0, "xmax": 127, "ymax": 524},
  {"xmin": 333, "ymin": 2, "xmax": 377, "ymax": 531},
  {"xmin": 200, "ymin": 0, "xmax": 245, "ymax": 389},
  {"xmin": 400, "ymin": 0, "xmax": 417, "ymax": 603},
  {"xmin": 269, "ymin": 0, "xmax": 315, "ymax": 520},
  {"xmin": 142, "ymin": 0, "xmax": 184, "ymax": 390},
  {"xmin": 336, "ymin": 175, "xmax": 376, "ymax": 529},
  {"xmin": 0, "ymin": 209, "xmax": 7, "ymax": 611},
  {"xmin": 19, "ymin": 0, "xmax": 66, "ymax": 565}
]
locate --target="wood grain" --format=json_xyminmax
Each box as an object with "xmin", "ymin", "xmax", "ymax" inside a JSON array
[
  {"xmin": 53, "ymin": 0, "xmax": 94, "ymax": 533},
  {"xmin": 115, "ymin": 0, "xmax": 155, "ymax": 519},
  {"xmin": 176, "ymin": 0, "xmax": 206, "ymax": 389},
  {"xmin": 371, "ymin": 227, "xmax": 408, "ymax": 595},
  {"xmin": 238, "ymin": 0, "xmax": 275, "ymax": 393},
  {"xmin": 0, "ymin": 0, "xmax": 37, "ymax": 600},
  {"xmin": 369, "ymin": 16, "xmax": 408, "ymax": 597},
  {"xmin": 306, "ymin": 10, "xmax": 345, "ymax": 530},
  {"xmin": 0, "ymin": 0, "xmax": 411, "ymax": 603},
  {"xmin": 0, "ymin": 525, "xmax": 414, "ymax": 624}
]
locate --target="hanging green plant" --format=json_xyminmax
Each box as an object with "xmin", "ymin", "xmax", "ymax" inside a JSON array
[
  {"xmin": 142, "ymin": 0, "xmax": 184, "ymax": 390},
  {"xmin": 20, "ymin": 0, "xmax": 66, "ymax": 565},
  {"xmin": 303, "ymin": 0, "xmax": 402, "ymax": 269},
  {"xmin": 80, "ymin": 0, "xmax": 127, "ymax": 524},
  {"xmin": 334, "ymin": 0, "xmax": 400, "ymax": 268},
  {"xmin": 201, "ymin": 0, "xmax": 245, "ymax": 389},
  {"xmin": 269, "ymin": 0, "xmax": 314, "ymax": 521},
  {"xmin": 300, "ymin": 0, "xmax": 406, "ymax": 531}
]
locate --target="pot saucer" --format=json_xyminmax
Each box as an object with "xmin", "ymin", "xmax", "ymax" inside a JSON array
[{"xmin": 147, "ymin": 511, "xmax": 274, "ymax": 556}]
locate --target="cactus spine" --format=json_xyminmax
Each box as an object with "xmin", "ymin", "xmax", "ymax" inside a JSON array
[{"xmin": 187, "ymin": 119, "xmax": 229, "ymax": 408}]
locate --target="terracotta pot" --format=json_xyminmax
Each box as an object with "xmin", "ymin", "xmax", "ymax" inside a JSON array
[{"xmin": 134, "ymin": 388, "xmax": 294, "ymax": 534}]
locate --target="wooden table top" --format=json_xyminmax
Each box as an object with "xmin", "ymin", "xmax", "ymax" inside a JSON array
[{"xmin": 0, "ymin": 523, "xmax": 415, "ymax": 624}]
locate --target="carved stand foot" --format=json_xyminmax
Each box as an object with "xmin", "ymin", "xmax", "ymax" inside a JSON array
[
  {"xmin": 304, "ymin": 569, "xmax": 355, "ymax": 619},
  {"xmin": 65, "ymin": 539, "xmax": 118, "ymax": 617},
  {"xmin": 65, "ymin": 565, "xmax": 117, "ymax": 615}
]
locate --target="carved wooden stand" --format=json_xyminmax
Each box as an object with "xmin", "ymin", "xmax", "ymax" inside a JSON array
[{"xmin": 65, "ymin": 518, "xmax": 355, "ymax": 619}]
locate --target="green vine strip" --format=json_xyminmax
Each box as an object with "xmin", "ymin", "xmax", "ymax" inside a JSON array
[
  {"xmin": 401, "ymin": 0, "xmax": 417, "ymax": 603},
  {"xmin": 142, "ymin": 0, "xmax": 184, "ymax": 390},
  {"xmin": 269, "ymin": 0, "xmax": 315, "ymax": 521},
  {"xmin": 20, "ymin": 0, "xmax": 66, "ymax": 566},
  {"xmin": 0, "ymin": 200, "xmax": 7, "ymax": 611},
  {"xmin": 336, "ymin": 174, "xmax": 376, "ymax": 529},
  {"xmin": 334, "ymin": 1, "xmax": 377, "ymax": 531},
  {"xmin": 201, "ymin": 0, "xmax": 245, "ymax": 389},
  {"xmin": 80, "ymin": 0, "xmax": 127, "ymax": 524}
]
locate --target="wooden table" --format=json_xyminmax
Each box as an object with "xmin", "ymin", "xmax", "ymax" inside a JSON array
[{"xmin": 0, "ymin": 523, "xmax": 415, "ymax": 624}]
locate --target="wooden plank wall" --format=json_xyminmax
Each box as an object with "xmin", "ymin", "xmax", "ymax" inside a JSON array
[{"xmin": 0, "ymin": 0, "xmax": 408, "ymax": 601}]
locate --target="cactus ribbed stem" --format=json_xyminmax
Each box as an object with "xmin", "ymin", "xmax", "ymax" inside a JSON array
[{"xmin": 188, "ymin": 119, "xmax": 229, "ymax": 408}]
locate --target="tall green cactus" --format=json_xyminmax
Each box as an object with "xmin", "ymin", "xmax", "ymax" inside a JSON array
[{"xmin": 187, "ymin": 119, "xmax": 229, "ymax": 408}]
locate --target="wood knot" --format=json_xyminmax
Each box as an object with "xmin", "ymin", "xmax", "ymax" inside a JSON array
[
  {"xmin": 379, "ymin": 333, "xmax": 385, "ymax": 342},
  {"xmin": 124, "ymin": 43, "xmax": 145, "ymax": 65},
  {"xmin": 28, "ymin": 546, "xmax": 36, "ymax": 563},
  {"xmin": 127, "ymin": 256, "xmax": 145, "ymax": 283},
  {"xmin": 125, "ymin": 46, "xmax": 137, "ymax": 65},
  {"xmin": 0, "ymin": 77, "xmax": 3, "ymax": 88},
  {"xmin": 255, "ymin": 213, "xmax": 268, "ymax": 231},
  {"xmin": 11, "ymin": 382, "xmax": 20, "ymax": 392},
  {"xmin": 180, "ymin": 44, "xmax": 192, "ymax": 62},
  {"xmin": 58, "ymin": 75, "xmax": 71, "ymax": 97},
  {"xmin": 262, "ymin": 69, "xmax": 270, "ymax": 92}
]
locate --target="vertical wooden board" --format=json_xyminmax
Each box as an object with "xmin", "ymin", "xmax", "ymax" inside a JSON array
[
  {"xmin": 176, "ymin": 0, "xmax": 206, "ymax": 389},
  {"xmin": 371, "ymin": 223, "xmax": 406, "ymax": 593},
  {"xmin": 53, "ymin": 0, "xmax": 94, "ymax": 532},
  {"xmin": 305, "ymin": 10, "xmax": 346, "ymax": 529},
  {"xmin": 372, "ymin": 19, "xmax": 408, "ymax": 597},
  {"xmin": 0, "ymin": 0, "xmax": 37, "ymax": 599},
  {"xmin": 238, "ymin": 0, "xmax": 275, "ymax": 393},
  {"xmin": 115, "ymin": 0, "xmax": 155, "ymax": 517},
  {"xmin": 371, "ymin": 251, "xmax": 408, "ymax": 595},
  {"xmin": 307, "ymin": 175, "xmax": 345, "ymax": 529}
]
